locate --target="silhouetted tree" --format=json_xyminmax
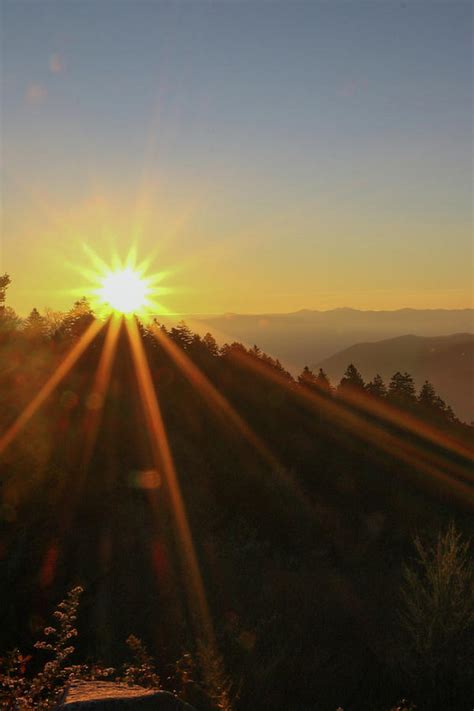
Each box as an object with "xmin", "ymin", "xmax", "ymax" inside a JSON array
[
  {"xmin": 337, "ymin": 363, "xmax": 365, "ymax": 394},
  {"xmin": 169, "ymin": 321, "xmax": 194, "ymax": 350},
  {"xmin": 418, "ymin": 380, "xmax": 456, "ymax": 423},
  {"xmin": 298, "ymin": 366, "xmax": 318, "ymax": 388},
  {"xmin": 315, "ymin": 367, "xmax": 333, "ymax": 394},
  {"xmin": 220, "ymin": 341, "xmax": 248, "ymax": 358},
  {"xmin": 365, "ymin": 373, "xmax": 387, "ymax": 399},
  {"xmin": 388, "ymin": 371, "xmax": 416, "ymax": 407},
  {"xmin": 418, "ymin": 380, "xmax": 437, "ymax": 407},
  {"xmin": 0, "ymin": 274, "xmax": 19, "ymax": 332},
  {"xmin": 0, "ymin": 275, "xmax": 20, "ymax": 333},
  {"xmin": 56, "ymin": 297, "xmax": 94, "ymax": 341},
  {"xmin": 0, "ymin": 273, "xmax": 11, "ymax": 310},
  {"xmin": 398, "ymin": 525, "xmax": 474, "ymax": 707},
  {"xmin": 202, "ymin": 333, "xmax": 219, "ymax": 357},
  {"xmin": 189, "ymin": 332, "xmax": 203, "ymax": 350},
  {"xmin": 23, "ymin": 308, "xmax": 47, "ymax": 339}
]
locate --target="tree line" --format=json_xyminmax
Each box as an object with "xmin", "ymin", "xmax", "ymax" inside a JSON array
[{"xmin": 0, "ymin": 270, "xmax": 460, "ymax": 426}]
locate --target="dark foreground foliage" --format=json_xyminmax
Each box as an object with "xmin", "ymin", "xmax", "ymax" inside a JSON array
[
  {"xmin": 2, "ymin": 521, "xmax": 473, "ymax": 710},
  {"xmin": 0, "ymin": 286, "xmax": 473, "ymax": 710},
  {"xmin": 0, "ymin": 586, "xmax": 235, "ymax": 710}
]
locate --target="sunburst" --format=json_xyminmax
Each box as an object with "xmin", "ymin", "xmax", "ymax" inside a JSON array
[{"xmin": 75, "ymin": 244, "xmax": 172, "ymax": 320}]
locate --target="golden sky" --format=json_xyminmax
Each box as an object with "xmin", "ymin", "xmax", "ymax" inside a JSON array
[{"xmin": 2, "ymin": 1, "xmax": 472, "ymax": 316}]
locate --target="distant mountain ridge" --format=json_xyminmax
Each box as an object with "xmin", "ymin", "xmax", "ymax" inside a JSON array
[
  {"xmin": 183, "ymin": 308, "xmax": 474, "ymax": 372},
  {"xmin": 315, "ymin": 333, "xmax": 474, "ymax": 423}
]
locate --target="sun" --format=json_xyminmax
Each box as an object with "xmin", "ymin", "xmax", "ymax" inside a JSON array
[
  {"xmin": 99, "ymin": 268, "xmax": 148, "ymax": 315},
  {"xmin": 73, "ymin": 244, "xmax": 173, "ymax": 320}
]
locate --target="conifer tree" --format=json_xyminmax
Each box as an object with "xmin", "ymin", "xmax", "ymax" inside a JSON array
[
  {"xmin": 0, "ymin": 274, "xmax": 11, "ymax": 309},
  {"xmin": 298, "ymin": 366, "xmax": 317, "ymax": 387},
  {"xmin": 418, "ymin": 380, "xmax": 452, "ymax": 420},
  {"xmin": 23, "ymin": 308, "xmax": 47, "ymax": 338},
  {"xmin": 388, "ymin": 371, "xmax": 416, "ymax": 406},
  {"xmin": 365, "ymin": 373, "xmax": 387, "ymax": 399},
  {"xmin": 169, "ymin": 321, "xmax": 194, "ymax": 350},
  {"xmin": 202, "ymin": 332, "xmax": 219, "ymax": 357},
  {"xmin": 315, "ymin": 368, "xmax": 332, "ymax": 394},
  {"xmin": 338, "ymin": 363, "xmax": 365, "ymax": 393},
  {"xmin": 56, "ymin": 298, "xmax": 94, "ymax": 341}
]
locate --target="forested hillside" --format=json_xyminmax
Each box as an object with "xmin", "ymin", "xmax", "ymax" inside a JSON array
[
  {"xmin": 315, "ymin": 333, "xmax": 474, "ymax": 423},
  {"xmin": 0, "ymin": 292, "xmax": 473, "ymax": 710}
]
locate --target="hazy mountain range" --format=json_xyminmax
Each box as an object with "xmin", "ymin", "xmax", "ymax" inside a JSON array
[{"xmin": 183, "ymin": 308, "xmax": 474, "ymax": 370}]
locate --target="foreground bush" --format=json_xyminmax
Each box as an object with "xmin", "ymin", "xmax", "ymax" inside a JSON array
[
  {"xmin": 0, "ymin": 587, "xmax": 235, "ymax": 711},
  {"xmin": 1, "ymin": 525, "xmax": 472, "ymax": 710},
  {"xmin": 397, "ymin": 524, "xmax": 474, "ymax": 708}
]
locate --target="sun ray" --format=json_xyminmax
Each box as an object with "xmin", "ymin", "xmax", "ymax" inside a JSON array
[
  {"xmin": 153, "ymin": 325, "xmax": 279, "ymax": 467},
  {"xmin": 0, "ymin": 319, "xmax": 104, "ymax": 457},
  {"xmin": 81, "ymin": 315, "xmax": 122, "ymax": 471},
  {"xmin": 126, "ymin": 317, "xmax": 214, "ymax": 646},
  {"xmin": 55, "ymin": 316, "xmax": 122, "ymax": 541},
  {"xmin": 82, "ymin": 243, "xmax": 113, "ymax": 278},
  {"xmin": 333, "ymin": 385, "xmax": 474, "ymax": 471},
  {"xmin": 225, "ymin": 348, "xmax": 474, "ymax": 510},
  {"xmin": 148, "ymin": 323, "xmax": 386, "ymax": 642},
  {"xmin": 149, "ymin": 323, "xmax": 331, "ymax": 524}
]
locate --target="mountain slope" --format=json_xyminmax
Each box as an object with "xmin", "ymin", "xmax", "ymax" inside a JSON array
[{"xmin": 315, "ymin": 333, "xmax": 474, "ymax": 422}]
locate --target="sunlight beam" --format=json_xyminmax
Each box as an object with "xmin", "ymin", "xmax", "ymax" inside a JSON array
[
  {"xmin": 226, "ymin": 348, "xmax": 474, "ymax": 510},
  {"xmin": 126, "ymin": 317, "xmax": 214, "ymax": 645},
  {"xmin": 79, "ymin": 315, "xmax": 122, "ymax": 472},
  {"xmin": 0, "ymin": 319, "xmax": 103, "ymax": 457},
  {"xmin": 338, "ymin": 385, "xmax": 474, "ymax": 471},
  {"xmin": 149, "ymin": 324, "xmax": 336, "ymax": 527}
]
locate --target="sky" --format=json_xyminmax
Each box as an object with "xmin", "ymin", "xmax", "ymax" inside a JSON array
[{"xmin": 1, "ymin": 0, "xmax": 472, "ymax": 316}]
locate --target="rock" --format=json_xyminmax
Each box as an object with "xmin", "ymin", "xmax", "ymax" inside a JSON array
[{"xmin": 56, "ymin": 681, "xmax": 196, "ymax": 710}]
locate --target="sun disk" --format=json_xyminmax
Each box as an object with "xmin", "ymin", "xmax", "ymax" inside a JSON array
[{"xmin": 99, "ymin": 268, "xmax": 148, "ymax": 315}]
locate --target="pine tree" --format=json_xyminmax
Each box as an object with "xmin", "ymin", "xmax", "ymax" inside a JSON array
[
  {"xmin": 338, "ymin": 363, "xmax": 365, "ymax": 394},
  {"xmin": 365, "ymin": 373, "xmax": 387, "ymax": 399},
  {"xmin": 388, "ymin": 371, "xmax": 416, "ymax": 407},
  {"xmin": 0, "ymin": 274, "xmax": 11, "ymax": 309},
  {"xmin": 418, "ymin": 380, "xmax": 452, "ymax": 420},
  {"xmin": 398, "ymin": 525, "xmax": 474, "ymax": 705},
  {"xmin": 202, "ymin": 332, "xmax": 219, "ymax": 357},
  {"xmin": 315, "ymin": 368, "xmax": 332, "ymax": 394},
  {"xmin": 56, "ymin": 298, "xmax": 94, "ymax": 341},
  {"xmin": 418, "ymin": 380, "xmax": 437, "ymax": 408},
  {"xmin": 169, "ymin": 321, "xmax": 194, "ymax": 350},
  {"xmin": 23, "ymin": 308, "xmax": 47, "ymax": 339},
  {"xmin": 0, "ymin": 274, "xmax": 11, "ymax": 318},
  {"xmin": 298, "ymin": 366, "xmax": 317, "ymax": 387}
]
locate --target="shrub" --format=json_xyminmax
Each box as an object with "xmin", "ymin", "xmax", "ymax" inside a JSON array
[
  {"xmin": 0, "ymin": 586, "xmax": 90, "ymax": 709},
  {"xmin": 0, "ymin": 587, "xmax": 234, "ymax": 710},
  {"xmin": 398, "ymin": 523, "xmax": 474, "ymax": 707},
  {"xmin": 120, "ymin": 635, "xmax": 161, "ymax": 689}
]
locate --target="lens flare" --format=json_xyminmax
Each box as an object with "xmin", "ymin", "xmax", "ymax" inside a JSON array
[{"xmin": 99, "ymin": 268, "xmax": 148, "ymax": 315}]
